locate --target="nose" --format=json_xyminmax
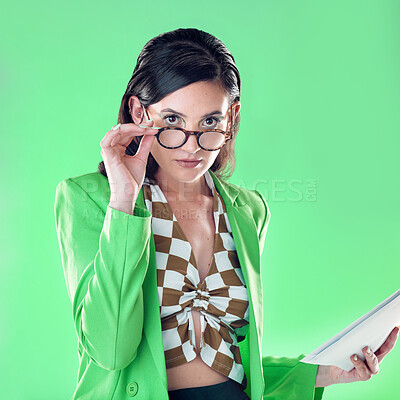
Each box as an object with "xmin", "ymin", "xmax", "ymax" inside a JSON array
[{"xmin": 180, "ymin": 132, "xmax": 201, "ymax": 153}]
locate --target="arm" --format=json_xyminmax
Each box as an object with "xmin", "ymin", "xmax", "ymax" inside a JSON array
[
  {"xmin": 54, "ymin": 178, "xmax": 152, "ymax": 371},
  {"xmin": 262, "ymin": 355, "xmax": 324, "ymax": 399}
]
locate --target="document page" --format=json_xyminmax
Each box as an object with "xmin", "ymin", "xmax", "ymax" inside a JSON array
[{"xmin": 300, "ymin": 288, "xmax": 400, "ymax": 371}]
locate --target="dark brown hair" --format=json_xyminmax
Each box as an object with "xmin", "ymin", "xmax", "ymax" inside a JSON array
[{"xmin": 98, "ymin": 28, "xmax": 241, "ymax": 181}]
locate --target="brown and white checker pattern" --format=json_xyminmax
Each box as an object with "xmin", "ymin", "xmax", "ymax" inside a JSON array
[{"xmin": 142, "ymin": 170, "xmax": 250, "ymax": 388}]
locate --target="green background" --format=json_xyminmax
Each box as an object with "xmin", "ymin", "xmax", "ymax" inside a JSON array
[{"xmin": 1, "ymin": 0, "xmax": 399, "ymax": 399}]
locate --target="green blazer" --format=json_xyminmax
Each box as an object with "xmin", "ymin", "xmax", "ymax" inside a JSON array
[{"xmin": 54, "ymin": 169, "xmax": 325, "ymax": 400}]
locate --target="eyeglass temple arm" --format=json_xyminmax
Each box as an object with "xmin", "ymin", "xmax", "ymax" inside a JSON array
[
  {"xmin": 141, "ymin": 104, "xmax": 151, "ymax": 123},
  {"xmin": 228, "ymin": 104, "xmax": 234, "ymax": 135}
]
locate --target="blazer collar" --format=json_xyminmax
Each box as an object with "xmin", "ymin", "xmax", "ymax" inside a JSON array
[{"xmin": 207, "ymin": 169, "xmax": 240, "ymax": 206}]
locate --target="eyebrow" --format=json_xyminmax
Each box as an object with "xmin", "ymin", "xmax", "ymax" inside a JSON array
[{"xmin": 159, "ymin": 108, "xmax": 223, "ymax": 118}]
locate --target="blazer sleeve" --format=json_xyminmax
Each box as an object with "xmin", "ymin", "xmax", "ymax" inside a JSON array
[
  {"xmin": 262, "ymin": 355, "xmax": 324, "ymax": 399},
  {"xmin": 253, "ymin": 191, "xmax": 325, "ymax": 399},
  {"xmin": 54, "ymin": 177, "xmax": 152, "ymax": 371}
]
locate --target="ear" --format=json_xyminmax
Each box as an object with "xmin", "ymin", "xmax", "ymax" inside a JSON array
[
  {"xmin": 229, "ymin": 100, "xmax": 241, "ymax": 130},
  {"xmin": 128, "ymin": 95, "xmax": 146, "ymax": 124}
]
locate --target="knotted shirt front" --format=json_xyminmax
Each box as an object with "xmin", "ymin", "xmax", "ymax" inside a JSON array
[{"xmin": 142, "ymin": 170, "xmax": 249, "ymax": 387}]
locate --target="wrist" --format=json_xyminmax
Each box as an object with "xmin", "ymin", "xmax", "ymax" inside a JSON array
[
  {"xmin": 315, "ymin": 365, "xmax": 333, "ymax": 387},
  {"xmin": 108, "ymin": 198, "xmax": 137, "ymax": 215}
]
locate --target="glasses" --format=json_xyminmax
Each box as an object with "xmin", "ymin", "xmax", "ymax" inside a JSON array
[{"xmin": 141, "ymin": 104, "xmax": 234, "ymax": 151}]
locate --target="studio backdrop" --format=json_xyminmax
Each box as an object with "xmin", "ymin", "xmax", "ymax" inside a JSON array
[{"xmin": 1, "ymin": 1, "xmax": 399, "ymax": 399}]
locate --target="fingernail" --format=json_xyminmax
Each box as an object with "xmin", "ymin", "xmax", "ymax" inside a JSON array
[
  {"xmin": 367, "ymin": 347, "xmax": 371, "ymax": 354},
  {"xmin": 139, "ymin": 124, "xmax": 161, "ymax": 129},
  {"xmin": 112, "ymin": 123, "xmax": 121, "ymax": 131},
  {"xmin": 354, "ymin": 355, "xmax": 358, "ymax": 361}
]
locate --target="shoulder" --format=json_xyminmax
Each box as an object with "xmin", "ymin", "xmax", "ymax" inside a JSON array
[
  {"xmin": 56, "ymin": 170, "xmax": 109, "ymax": 193},
  {"xmin": 55, "ymin": 171, "xmax": 110, "ymax": 209}
]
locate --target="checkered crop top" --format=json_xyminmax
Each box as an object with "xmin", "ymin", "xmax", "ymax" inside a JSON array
[{"xmin": 142, "ymin": 170, "xmax": 250, "ymax": 387}]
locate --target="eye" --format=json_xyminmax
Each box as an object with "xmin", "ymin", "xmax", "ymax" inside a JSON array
[
  {"xmin": 203, "ymin": 117, "xmax": 220, "ymax": 129},
  {"xmin": 162, "ymin": 114, "xmax": 221, "ymax": 128},
  {"xmin": 163, "ymin": 114, "xmax": 182, "ymax": 126}
]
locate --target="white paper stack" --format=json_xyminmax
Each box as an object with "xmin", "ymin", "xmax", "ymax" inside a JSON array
[{"xmin": 300, "ymin": 288, "xmax": 400, "ymax": 371}]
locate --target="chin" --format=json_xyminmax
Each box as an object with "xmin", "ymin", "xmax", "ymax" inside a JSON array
[
  {"xmin": 174, "ymin": 169, "xmax": 204, "ymax": 181},
  {"xmin": 172, "ymin": 162, "xmax": 208, "ymax": 179}
]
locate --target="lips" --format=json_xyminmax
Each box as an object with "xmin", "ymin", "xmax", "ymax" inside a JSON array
[
  {"xmin": 175, "ymin": 159, "xmax": 202, "ymax": 168},
  {"xmin": 176, "ymin": 159, "xmax": 201, "ymax": 162}
]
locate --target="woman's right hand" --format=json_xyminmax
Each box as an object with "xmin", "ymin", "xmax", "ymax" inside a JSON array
[{"xmin": 100, "ymin": 120, "xmax": 158, "ymax": 214}]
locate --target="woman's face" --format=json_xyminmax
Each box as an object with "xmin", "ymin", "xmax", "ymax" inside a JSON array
[{"xmin": 140, "ymin": 81, "xmax": 240, "ymax": 189}]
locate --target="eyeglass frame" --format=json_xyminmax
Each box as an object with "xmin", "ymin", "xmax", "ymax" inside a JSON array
[{"xmin": 140, "ymin": 103, "xmax": 234, "ymax": 151}]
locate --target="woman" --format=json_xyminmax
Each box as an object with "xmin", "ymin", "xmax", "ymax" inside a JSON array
[{"xmin": 55, "ymin": 28, "xmax": 398, "ymax": 400}]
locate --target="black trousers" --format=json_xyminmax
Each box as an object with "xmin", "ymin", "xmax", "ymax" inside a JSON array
[{"xmin": 168, "ymin": 379, "xmax": 251, "ymax": 400}]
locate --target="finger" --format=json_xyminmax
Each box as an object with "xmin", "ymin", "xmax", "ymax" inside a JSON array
[
  {"xmin": 100, "ymin": 124, "xmax": 124, "ymax": 149},
  {"xmin": 350, "ymin": 354, "xmax": 372, "ymax": 381},
  {"xmin": 116, "ymin": 129, "xmax": 158, "ymax": 148},
  {"xmin": 121, "ymin": 121, "xmax": 162, "ymax": 133},
  {"xmin": 112, "ymin": 123, "xmax": 159, "ymax": 147},
  {"xmin": 101, "ymin": 123, "xmax": 155, "ymax": 150},
  {"xmin": 110, "ymin": 131, "xmax": 123, "ymax": 147},
  {"xmin": 101, "ymin": 122, "xmax": 157, "ymax": 146},
  {"xmin": 100, "ymin": 128, "xmax": 127, "ymax": 164},
  {"xmin": 375, "ymin": 326, "xmax": 400, "ymax": 363},
  {"xmin": 362, "ymin": 346, "xmax": 379, "ymax": 375},
  {"xmin": 133, "ymin": 134, "xmax": 156, "ymax": 164}
]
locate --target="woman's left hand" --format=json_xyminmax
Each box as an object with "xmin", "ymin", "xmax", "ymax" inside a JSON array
[{"xmin": 316, "ymin": 326, "xmax": 399, "ymax": 387}]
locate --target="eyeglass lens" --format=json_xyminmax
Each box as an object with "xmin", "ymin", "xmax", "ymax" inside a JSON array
[{"xmin": 158, "ymin": 130, "xmax": 226, "ymax": 150}]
